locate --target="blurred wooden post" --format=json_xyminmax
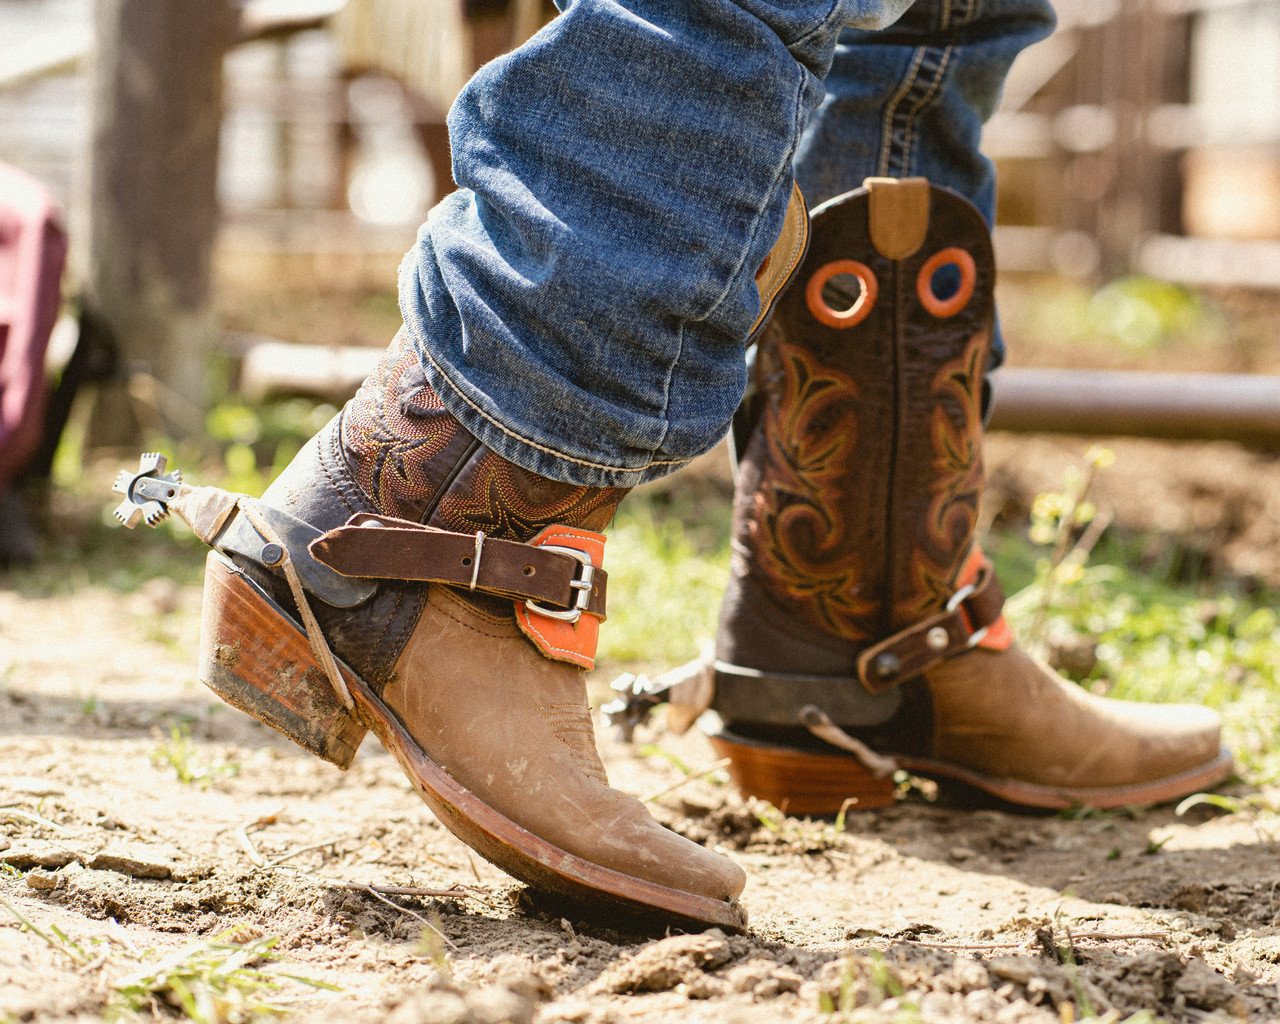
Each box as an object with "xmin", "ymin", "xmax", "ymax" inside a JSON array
[{"xmin": 85, "ymin": 0, "xmax": 235, "ymax": 444}]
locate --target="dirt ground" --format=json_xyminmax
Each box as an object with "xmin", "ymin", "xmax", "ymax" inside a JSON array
[{"xmin": 5, "ymin": 434, "xmax": 1280, "ymax": 1024}]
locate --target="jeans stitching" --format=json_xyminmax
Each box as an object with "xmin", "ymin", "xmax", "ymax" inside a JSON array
[
  {"xmin": 876, "ymin": 43, "xmax": 953, "ymax": 178},
  {"xmin": 876, "ymin": 47, "xmax": 922, "ymax": 176},
  {"xmin": 902, "ymin": 46, "xmax": 953, "ymax": 174}
]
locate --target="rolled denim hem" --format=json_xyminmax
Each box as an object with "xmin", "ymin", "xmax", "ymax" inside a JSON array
[{"xmin": 411, "ymin": 325, "xmax": 700, "ymax": 489}]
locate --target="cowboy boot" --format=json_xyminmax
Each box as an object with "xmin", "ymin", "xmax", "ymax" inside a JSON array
[
  {"xmin": 700, "ymin": 178, "xmax": 1232, "ymax": 816},
  {"xmin": 112, "ymin": 185, "xmax": 811, "ymax": 927}
]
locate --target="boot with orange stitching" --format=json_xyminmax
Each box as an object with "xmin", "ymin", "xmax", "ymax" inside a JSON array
[
  {"xmin": 688, "ymin": 179, "xmax": 1233, "ymax": 815},
  {"xmin": 110, "ymin": 184, "xmax": 813, "ymax": 928}
]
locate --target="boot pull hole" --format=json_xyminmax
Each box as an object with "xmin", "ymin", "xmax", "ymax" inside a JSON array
[
  {"xmin": 461, "ymin": 556, "xmax": 472, "ymax": 565},
  {"xmin": 805, "ymin": 259, "xmax": 877, "ymax": 329},
  {"xmin": 917, "ymin": 247, "xmax": 976, "ymax": 318}
]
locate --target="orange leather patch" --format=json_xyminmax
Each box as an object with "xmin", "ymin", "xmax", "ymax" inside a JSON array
[
  {"xmin": 959, "ymin": 547, "xmax": 1014, "ymax": 652},
  {"xmin": 514, "ymin": 525, "xmax": 607, "ymax": 670}
]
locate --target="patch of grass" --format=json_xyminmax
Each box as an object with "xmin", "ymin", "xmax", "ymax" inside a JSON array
[
  {"xmin": 151, "ymin": 725, "xmax": 240, "ymax": 789},
  {"xmin": 637, "ymin": 743, "xmax": 693, "ymax": 777},
  {"xmin": 819, "ymin": 952, "xmax": 922, "ymax": 1022},
  {"xmin": 595, "ymin": 486, "xmax": 732, "ymax": 677},
  {"xmin": 0, "ymin": 897, "xmax": 97, "ymax": 966},
  {"xmin": 109, "ymin": 932, "xmax": 338, "ymax": 1024}
]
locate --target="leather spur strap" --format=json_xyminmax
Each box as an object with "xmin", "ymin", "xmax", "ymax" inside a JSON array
[
  {"xmin": 856, "ymin": 562, "xmax": 1006, "ymax": 694},
  {"xmin": 308, "ymin": 513, "xmax": 608, "ymax": 618}
]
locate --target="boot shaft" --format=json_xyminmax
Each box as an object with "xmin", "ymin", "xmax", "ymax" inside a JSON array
[{"xmin": 719, "ymin": 179, "xmax": 995, "ymax": 672}]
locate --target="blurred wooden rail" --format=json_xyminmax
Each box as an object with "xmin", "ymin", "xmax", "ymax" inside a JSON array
[
  {"xmin": 234, "ymin": 338, "xmax": 1280, "ymax": 448},
  {"xmin": 987, "ymin": 368, "xmax": 1280, "ymax": 448}
]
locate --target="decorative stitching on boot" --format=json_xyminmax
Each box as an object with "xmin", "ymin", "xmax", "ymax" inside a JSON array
[
  {"xmin": 343, "ymin": 332, "xmax": 465, "ymax": 520},
  {"xmin": 321, "ymin": 425, "xmax": 363, "ymax": 515},
  {"xmin": 538, "ymin": 703, "xmax": 608, "ymax": 785},
  {"xmin": 896, "ymin": 330, "xmax": 987, "ymax": 625},
  {"xmin": 751, "ymin": 343, "xmax": 877, "ymax": 639},
  {"xmin": 432, "ymin": 448, "xmax": 622, "ymax": 541}
]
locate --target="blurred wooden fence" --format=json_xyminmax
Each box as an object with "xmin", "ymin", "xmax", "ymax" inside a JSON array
[
  {"xmin": 3, "ymin": 0, "xmax": 1279, "ymax": 289},
  {"xmin": 989, "ymin": 0, "xmax": 1280, "ymax": 287}
]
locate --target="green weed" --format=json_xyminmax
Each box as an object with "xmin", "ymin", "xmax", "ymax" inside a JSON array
[
  {"xmin": 595, "ymin": 488, "xmax": 731, "ymax": 676},
  {"xmin": 637, "ymin": 743, "xmax": 693, "ymax": 776},
  {"xmin": 109, "ymin": 933, "xmax": 338, "ymax": 1023},
  {"xmin": 414, "ymin": 920, "xmax": 454, "ymax": 984},
  {"xmin": 151, "ymin": 726, "xmax": 240, "ymax": 789},
  {"xmin": 0, "ymin": 897, "xmax": 96, "ymax": 965},
  {"xmin": 818, "ymin": 952, "xmax": 922, "ymax": 1022}
]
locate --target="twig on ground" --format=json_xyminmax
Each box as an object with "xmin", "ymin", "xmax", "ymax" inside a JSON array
[
  {"xmin": 0, "ymin": 807, "xmax": 85, "ymax": 838},
  {"xmin": 909, "ymin": 930, "xmax": 1169, "ymax": 952},
  {"xmin": 263, "ymin": 833, "xmax": 363, "ymax": 869},
  {"xmin": 909, "ymin": 939, "xmax": 1034, "ymax": 952},
  {"xmin": 1069, "ymin": 930, "xmax": 1169, "ymax": 943},
  {"xmin": 335, "ymin": 881, "xmax": 488, "ymax": 900},
  {"xmin": 344, "ymin": 882, "xmax": 459, "ymax": 952},
  {"xmin": 275, "ymin": 866, "xmax": 490, "ymax": 906},
  {"xmin": 235, "ymin": 823, "xmax": 266, "ymax": 868},
  {"xmin": 643, "ymin": 757, "xmax": 734, "ymax": 804}
]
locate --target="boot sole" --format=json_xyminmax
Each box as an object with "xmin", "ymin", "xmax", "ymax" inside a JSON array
[
  {"xmin": 709, "ymin": 726, "xmax": 1236, "ymax": 815},
  {"xmin": 199, "ymin": 551, "xmax": 747, "ymax": 931}
]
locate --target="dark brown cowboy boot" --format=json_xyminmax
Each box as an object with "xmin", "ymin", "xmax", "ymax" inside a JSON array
[
  {"xmin": 696, "ymin": 178, "xmax": 1231, "ymax": 815},
  {"xmin": 111, "ymin": 185, "xmax": 811, "ymax": 927}
]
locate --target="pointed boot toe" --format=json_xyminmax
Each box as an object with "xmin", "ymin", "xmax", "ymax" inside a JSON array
[
  {"xmin": 917, "ymin": 644, "xmax": 1234, "ymax": 809},
  {"xmin": 381, "ymin": 587, "xmax": 747, "ymax": 904}
]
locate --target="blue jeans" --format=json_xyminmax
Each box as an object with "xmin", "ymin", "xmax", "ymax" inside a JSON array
[{"xmin": 397, "ymin": 0, "xmax": 1056, "ymax": 489}]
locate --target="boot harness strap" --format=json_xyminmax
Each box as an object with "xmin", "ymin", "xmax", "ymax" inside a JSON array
[
  {"xmin": 308, "ymin": 513, "xmax": 608, "ymax": 622},
  {"xmin": 856, "ymin": 563, "xmax": 1005, "ymax": 694}
]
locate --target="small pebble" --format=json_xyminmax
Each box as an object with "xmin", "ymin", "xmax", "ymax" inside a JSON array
[{"xmin": 25, "ymin": 869, "xmax": 64, "ymax": 892}]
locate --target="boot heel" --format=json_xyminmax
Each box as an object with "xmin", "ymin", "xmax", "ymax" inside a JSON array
[
  {"xmin": 707, "ymin": 729, "xmax": 896, "ymax": 817},
  {"xmin": 198, "ymin": 551, "xmax": 367, "ymax": 768}
]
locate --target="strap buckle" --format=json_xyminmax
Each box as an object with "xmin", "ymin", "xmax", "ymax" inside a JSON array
[{"xmin": 523, "ymin": 544, "xmax": 595, "ymax": 623}]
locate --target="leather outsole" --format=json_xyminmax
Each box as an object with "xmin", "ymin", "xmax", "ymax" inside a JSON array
[{"xmin": 710, "ymin": 724, "xmax": 1235, "ymax": 816}]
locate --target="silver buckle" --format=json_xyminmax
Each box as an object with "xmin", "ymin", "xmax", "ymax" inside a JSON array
[
  {"xmin": 945, "ymin": 582, "xmax": 976, "ymax": 612},
  {"xmin": 468, "ymin": 531, "xmax": 485, "ymax": 591},
  {"xmin": 523, "ymin": 544, "xmax": 595, "ymax": 624},
  {"xmin": 944, "ymin": 581, "xmax": 988, "ymax": 647}
]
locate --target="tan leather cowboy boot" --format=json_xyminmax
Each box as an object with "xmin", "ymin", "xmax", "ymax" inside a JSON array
[
  {"xmin": 695, "ymin": 178, "xmax": 1232, "ymax": 815},
  {"xmin": 112, "ymin": 185, "xmax": 811, "ymax": 927}
]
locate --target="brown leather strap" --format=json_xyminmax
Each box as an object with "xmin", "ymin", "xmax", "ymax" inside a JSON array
[
  {"xmin": 856, "ymin": 564, "xmax": 1005, "ymax": 694},
  {"xmin": 308, "ymin": 514, "xmax": 608, "ymax": 618}
]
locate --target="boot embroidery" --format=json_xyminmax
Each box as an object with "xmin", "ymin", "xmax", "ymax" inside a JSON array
[
  {"xmin": 539, "ymin": 702, "xmax": 608, "ymax": 785},
  {"xmin": 900, "ymin": 330, "xmax": 987, "ymax": 623},
  {"xmin": 433, "ymin": 450, "xmax": 621, "ymax": 540},
  {"xmin": 753, "ymin": 344, "xmax": 876, "ymax": 639},
  {"xmin": 344, "ymin": 338, "xmax": 462, "ymax": 518}
]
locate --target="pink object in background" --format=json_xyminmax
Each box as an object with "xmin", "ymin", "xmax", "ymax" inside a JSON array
[{"xmin": 0, "ymin": 161, "xmax": 67, "ymax": 491}]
